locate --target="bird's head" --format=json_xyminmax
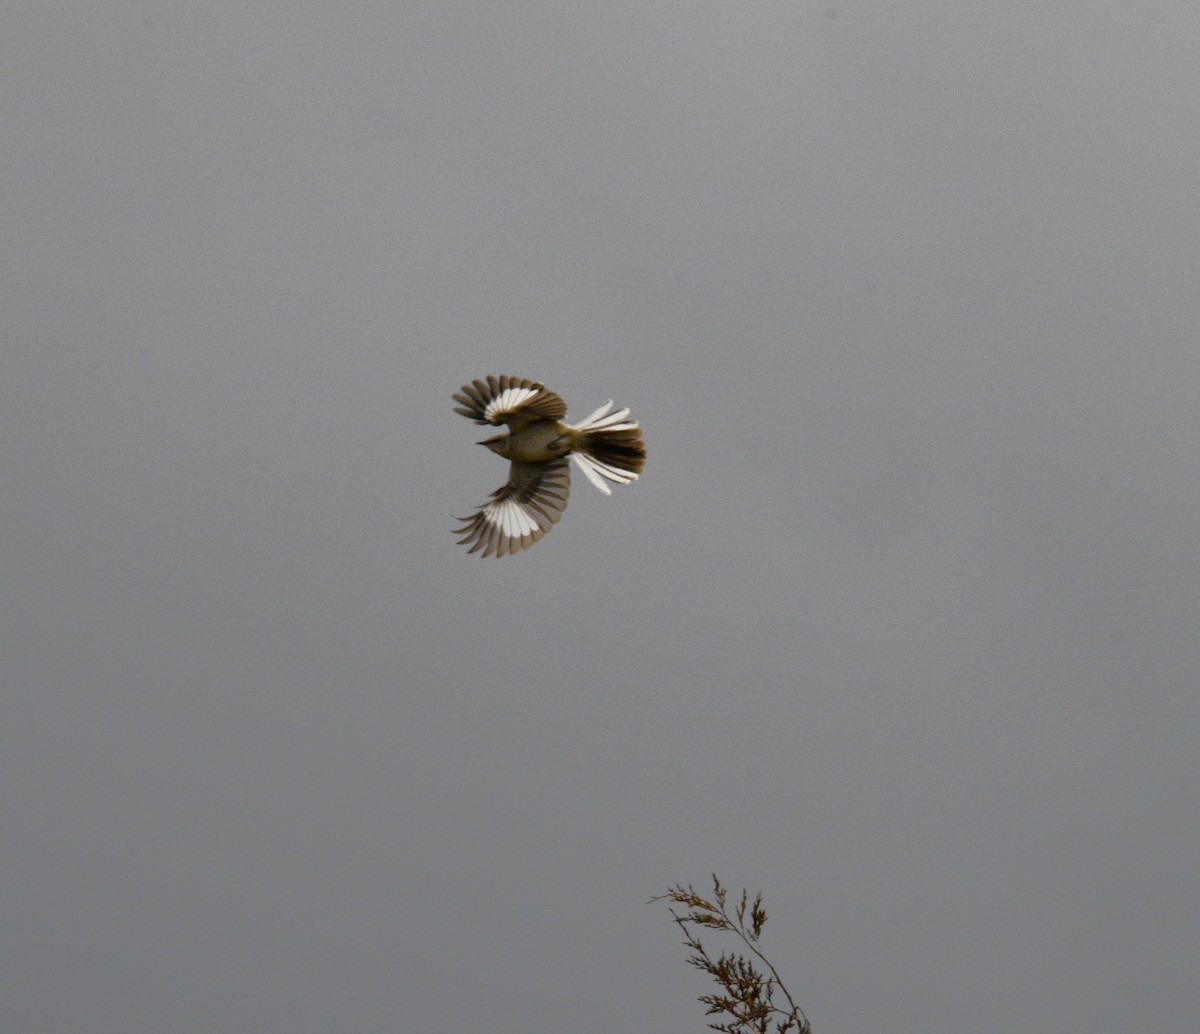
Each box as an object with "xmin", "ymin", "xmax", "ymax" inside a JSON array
[{"xmin": 478, "ymin": 434, "xmax": 510, "ymax": 457}]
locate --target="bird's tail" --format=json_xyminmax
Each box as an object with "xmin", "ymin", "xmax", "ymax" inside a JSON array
[{"xmin": 568, "ymin": 401, "xmax": 646, "ymax": 495}]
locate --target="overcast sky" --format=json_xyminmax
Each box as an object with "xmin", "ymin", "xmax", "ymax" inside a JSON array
[{"xmin": 4, "ymin": 4, "xmax": 1199, "ymax": 1032}]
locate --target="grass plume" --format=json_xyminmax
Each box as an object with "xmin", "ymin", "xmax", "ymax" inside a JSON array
[{"xmin": 652, "ymin": 875, "xmax": 811, "ymax": 1034}]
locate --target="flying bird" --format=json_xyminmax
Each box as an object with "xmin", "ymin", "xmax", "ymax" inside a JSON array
[{"xmin": 452, "ymin": 375, "xmax": 646, "ymax": 556}]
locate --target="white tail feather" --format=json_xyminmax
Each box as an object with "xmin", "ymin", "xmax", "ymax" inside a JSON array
[
  {"xmin": 570, "ymin": 401, "xmax": 638, "ymax": 433},
  {"xmin": 566, "ymin": 397, "xmax": 644, "ymax": 495},
  {"xmin": 571, "ymin": 452, "xmax": 638, "ymax": 495},
  {"xmin": 571, "ymin": 453, "xmax": 612, "ymax": 494}
]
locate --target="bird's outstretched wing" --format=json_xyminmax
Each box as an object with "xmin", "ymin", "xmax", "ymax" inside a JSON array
[
  {"xmin": 452, "ymin": 459, "xmax": 571, "ymax": 557},
  {"xmin": 453, "ymin": 375, "xmax": 568, "ymax": 429}
]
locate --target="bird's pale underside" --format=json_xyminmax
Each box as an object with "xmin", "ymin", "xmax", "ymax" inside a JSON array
[{"xmin": 452, "ymin": 375, "xmax": 646, "ymax": 556}]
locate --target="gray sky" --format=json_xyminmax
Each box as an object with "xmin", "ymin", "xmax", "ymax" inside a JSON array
[{"xmin": 4, "ymin": 4, "xmax": 1198, "ymax": 1032}]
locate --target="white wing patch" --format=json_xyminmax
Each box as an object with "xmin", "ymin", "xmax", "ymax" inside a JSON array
[
  {"xmin": 453, "ymin": 457, "xmax": 571, "ymax": 557},
  {"xmin": 484, "ymin": 386, "xmax": 541, "ymax": 422},
  {"xmin": 484, "ymin": 497, "xmax": 541, "ymax": 539}
]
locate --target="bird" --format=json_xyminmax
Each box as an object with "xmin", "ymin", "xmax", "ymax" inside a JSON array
[{"xmin": 452, "ymin": 375, "xmax": 646, "ymax": 556}]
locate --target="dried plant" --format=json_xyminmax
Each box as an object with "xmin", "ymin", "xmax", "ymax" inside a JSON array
[{"xmin": 652, "ymin": 875, "xmax": 811, "ymax": 1034}]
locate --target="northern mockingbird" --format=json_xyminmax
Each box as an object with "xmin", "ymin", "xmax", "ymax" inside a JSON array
[{"xmin": 452, "ymin": 375, "xmax": 646, "ymax": 556}]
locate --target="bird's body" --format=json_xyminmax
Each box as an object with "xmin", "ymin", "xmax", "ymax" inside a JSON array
[
  {"xmin": 452, "ymin": 376, "xmax": 646, "ymax": 556},
  {"xmin": 480, "ymin": 420, "xmax": 572, "ymax": 464}
]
